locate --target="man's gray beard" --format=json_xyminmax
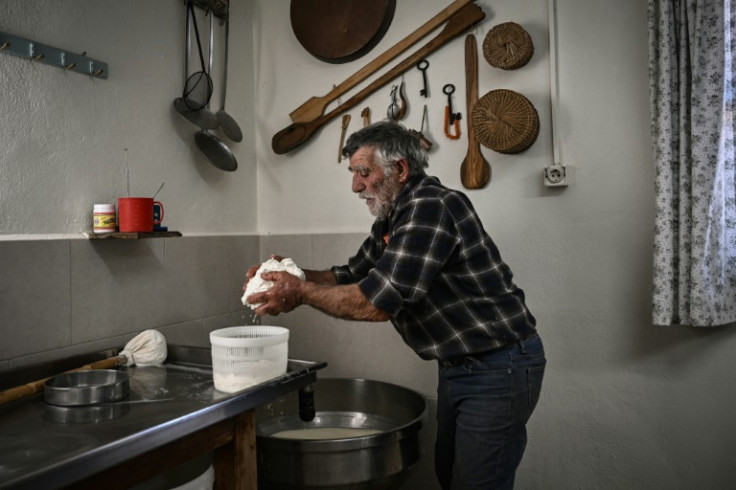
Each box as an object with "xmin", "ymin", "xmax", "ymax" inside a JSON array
[
  {"xmin": 371, "ymin": 197, "xmax": 392, "ymax": 218},
  {"xmin": 362, "ymin": 173, "xmax": 400, "ymax": 219}
]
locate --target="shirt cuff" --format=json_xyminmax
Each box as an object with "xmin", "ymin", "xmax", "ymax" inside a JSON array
[
  {"xmin": 331, "ymin": 265, "xmax": 354, "ymax": 285},
  {"xmin": 358, "ymin": 269, "xmax": 403, "ymax": 316}
]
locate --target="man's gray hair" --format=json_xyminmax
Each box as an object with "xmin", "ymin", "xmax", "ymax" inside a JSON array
[{"xmin": 341, "ymin": 121, "xmax": 429, "ymax": 176}]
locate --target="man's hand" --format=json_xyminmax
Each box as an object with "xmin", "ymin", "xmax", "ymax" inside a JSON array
[
  {"xmin": 243, "ymin": 255, "xmax": 286, "ymax": 289},
  {"xmin": 241, "ymin": 259, "xmax": 388, "ymax": 322},
  {"xmin": 248, "ymin": 271, "xmax": 304, "ymax": 316}
]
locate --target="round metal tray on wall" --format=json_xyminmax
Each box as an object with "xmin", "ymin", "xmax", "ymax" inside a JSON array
[{"xmin": 290, "ymin": 0, "xmax": 396, "ymax": 64}]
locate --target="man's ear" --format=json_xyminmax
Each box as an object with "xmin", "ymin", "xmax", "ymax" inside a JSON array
[{"xmin": 396, "ymin": 159, "xmax": 410, "ymax": 183}]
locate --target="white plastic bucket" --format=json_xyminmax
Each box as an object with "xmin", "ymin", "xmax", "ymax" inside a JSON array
[{"xmin": 209, "ymin": 326, "xmax": 289, "ymax": 393}]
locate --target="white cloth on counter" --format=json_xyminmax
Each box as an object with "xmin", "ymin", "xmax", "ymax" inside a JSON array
[
  {"xmin": 119, "ymin": 329, "xmax": 168, "ymax": 366},
  {"xmin": 241, "ymin": 258, "xmax": 305, "ymax": 310}
]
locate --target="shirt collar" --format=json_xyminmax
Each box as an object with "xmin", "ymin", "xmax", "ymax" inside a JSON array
[{"xmin": 381, "ymin": 171, "xmax": 427, "ymax": 223}]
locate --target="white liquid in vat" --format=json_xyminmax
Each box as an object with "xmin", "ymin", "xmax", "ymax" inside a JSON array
[{"xmin": 271, "ymin": 428, "xmax": 382, "ymax": 440}]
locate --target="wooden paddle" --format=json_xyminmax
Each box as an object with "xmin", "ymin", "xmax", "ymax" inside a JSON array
[
  {"xmin": 460, "ymin": 33, "xmax": 490, "ymax": 189},
  {"xmin": 273, "ymin": 2, "xmax": 485, "ymax": 155},
  {"xmin": 289, "ymin": 0, "xmax": 473, "ymax": 124}
]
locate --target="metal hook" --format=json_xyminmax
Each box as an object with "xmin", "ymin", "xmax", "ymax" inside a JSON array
[
  {"xmin": 60, "ymin": 53, "xmax": 76, "ymax": 70},
  {"xmin": 28, "ymin": 43, "xmax": 45, "ymax": 61},
  {"xmin": 89, "ymin": 61, "xmax": 104, "ymax": 77},
  {"xmin": 29, "ymin": 49, "xmax": 44, "ymax": 61}
]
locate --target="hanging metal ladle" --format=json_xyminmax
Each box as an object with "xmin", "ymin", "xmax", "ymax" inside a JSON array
[
  {"xmin": 194, "ymin": 10, "xmax": 237, "ymax": 172},
  {"xmin": 215, "ymin": 13, "xmax": 242, "ymax": 143},
  {"xmin": 174, "ymin": 1, "xmax": 218, "ymax": 130}
]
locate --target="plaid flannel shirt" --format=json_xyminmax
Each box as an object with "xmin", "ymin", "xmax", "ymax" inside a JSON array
[{"xmin": 332, "ymin": 173, "xmax": 537, "ymax": 361}]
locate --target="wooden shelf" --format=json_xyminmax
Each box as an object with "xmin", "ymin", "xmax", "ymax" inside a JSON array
[{"xmin": 85, "ymin": 231, "xmax": 182, "ymax": 240}]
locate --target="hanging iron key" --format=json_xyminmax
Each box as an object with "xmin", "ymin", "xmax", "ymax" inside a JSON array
[
  {"xmin": 417, "ymin": 59, "xmax": 429, "ymax": 97},
  {"xmin": 443, "ymin": 83, "xmax": 461, "ymax": 124}
]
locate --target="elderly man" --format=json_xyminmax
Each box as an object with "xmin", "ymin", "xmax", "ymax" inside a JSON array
[{"xmin": 244, "ymin": 121, "xmax": 545, "ymax": 489}]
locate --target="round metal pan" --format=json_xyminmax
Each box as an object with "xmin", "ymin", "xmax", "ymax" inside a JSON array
[
  {"xmin": 290, "ymin": 0, "xmax": 396, "ymax": 64},
  {"xmin": 44, "ymin": 370, "xmax": 130, "ymax": 406}
]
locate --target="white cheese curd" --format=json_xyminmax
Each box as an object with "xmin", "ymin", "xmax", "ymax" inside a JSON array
[
  {"xmin": 241, "ymin": 258, "xmax": 305, "ymax": 310},
  {"xmin": 213, "ymin": 365, "xmax": 279, "ymax": 393}
]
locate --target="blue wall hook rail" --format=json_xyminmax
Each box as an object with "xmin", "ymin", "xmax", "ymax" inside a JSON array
[{"xmin": 0, "ymin": 30, "xmax": 108, "ymax": 79}]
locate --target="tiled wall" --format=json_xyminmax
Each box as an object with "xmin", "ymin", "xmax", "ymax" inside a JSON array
[
  {"xmin": 0, "ymin": 232, "xmax": 440, "ymax": 489},
  {"xmin": 0, "ymin": 235, "xmax": 261, "ymax": 370}
]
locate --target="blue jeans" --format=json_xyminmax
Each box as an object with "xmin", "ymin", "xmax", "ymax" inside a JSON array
[{"xmin": 435, "ymin": 333, "xmax": 546, "ymax": 490}]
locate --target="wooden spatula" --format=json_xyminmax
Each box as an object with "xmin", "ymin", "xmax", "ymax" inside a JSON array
[{"xmin": 460, "ymin": 34, "xmax": 490, "ymax": 189}]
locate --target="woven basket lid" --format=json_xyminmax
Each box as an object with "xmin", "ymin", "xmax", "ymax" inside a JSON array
[
  {"xmin": 482, "ymin": 22, "xmax": 534, "ymax": 70},
  {"xmin": 471, "ymin": 89, "xmax": 539, "ymax": 154}
]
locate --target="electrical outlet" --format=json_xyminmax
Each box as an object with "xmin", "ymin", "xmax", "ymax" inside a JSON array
[{"xmin": 544, "ymin": 165, "xmax": 568, "ymax": 187}]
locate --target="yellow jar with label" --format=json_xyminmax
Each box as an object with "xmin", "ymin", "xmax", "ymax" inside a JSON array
[{"xmin": 93, "ymin": 204, "xmax": 116, "ymax": 233}]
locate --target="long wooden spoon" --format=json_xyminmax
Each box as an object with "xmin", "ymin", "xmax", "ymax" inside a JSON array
[
  {"xmin": 272, "ymin": 2, "xmax": 485, "ymax": 155},
  {"xmin": 460, "ymin": 34, "xmax": 490, "ymax": 188},
  {"xmin": 289, "ymin": 0, "xmax": 472, "ymax": 124}
]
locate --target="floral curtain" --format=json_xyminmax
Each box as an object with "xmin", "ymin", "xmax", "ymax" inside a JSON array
[{"xmin": 649, "ymin": 0, "xmax": 736, "ymax": 326}]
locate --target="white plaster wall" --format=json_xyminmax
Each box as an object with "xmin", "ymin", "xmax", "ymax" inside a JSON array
[
  {"xmin": 0, "ymin": 0, "xmax": 258, "ymax": 236},
  {"xmin": 255, "ymin": 0, "xmax": 555, "ymax": 235},
  {"xmin": 2, "ymin": 0, "xmax": 736, "ymax": 488},
  {"xmin": 254, "ymin": 1, "xmax": 736, "ymax": 489}
]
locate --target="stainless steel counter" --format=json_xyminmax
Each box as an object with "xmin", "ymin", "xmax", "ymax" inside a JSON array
[{"xmin": 0, "ymin": 345, "xmax": 326, "ymax": 490}]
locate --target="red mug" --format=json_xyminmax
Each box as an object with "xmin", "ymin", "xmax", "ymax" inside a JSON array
[{"xmin": 118, "ymin": 197, "xmax": 163, "ymax": 233}]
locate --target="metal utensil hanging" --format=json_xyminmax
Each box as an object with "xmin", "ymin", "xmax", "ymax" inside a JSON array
[
  {"xmin": 174, "ymin": 1, "xmax": 218, "ymax": 129},
  {"xmin": 194, "ymin": 10, "xmax": 237, "ymax": 172},
  {"xmin": 215, "ymin": 14, "xmax": 243, "ymax": 143},
  {"xmin": 183, "ymin": 0, "xmax": 213, "ymax": 111}
]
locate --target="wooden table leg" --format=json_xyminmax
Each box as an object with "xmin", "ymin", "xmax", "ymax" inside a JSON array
[{"xmin": 214, "ymin": 410, "xmax": 257, "ymax": 489}]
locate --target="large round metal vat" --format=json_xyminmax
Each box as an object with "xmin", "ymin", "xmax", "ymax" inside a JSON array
[{"xmin": 256, "ymin": 378, "xmax": 427, "ymax": 490}]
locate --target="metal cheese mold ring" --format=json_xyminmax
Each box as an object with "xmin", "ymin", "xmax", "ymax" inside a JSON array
[{"xmin": 44, "ymin": 369, "xmax": 130, "ymax": 406}]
